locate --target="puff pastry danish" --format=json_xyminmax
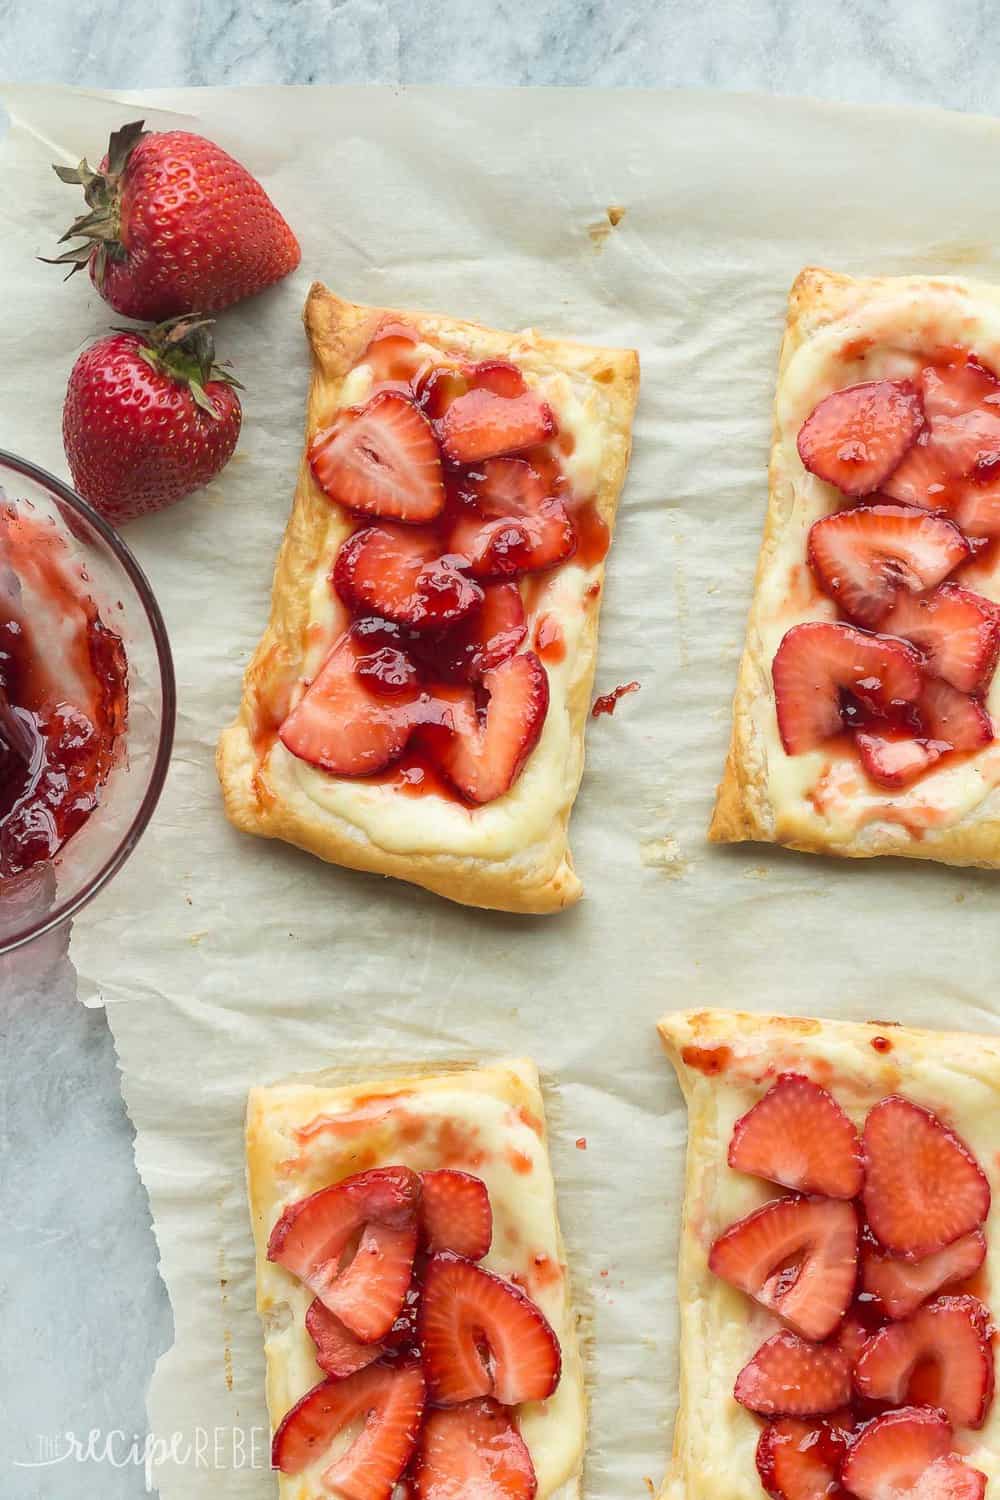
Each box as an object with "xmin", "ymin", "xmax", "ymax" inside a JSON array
[
  {"xmin": 711, "ymin": 267, "xmax": 1000, "ymax": 867},
  {"xmin": 246, "ymin": 1058, "xmax": 585, "ymax": 1499},
  {"xmin": 217, "ymin": 284, "xmax": 639, "ymax": 914},
  {"xmin": 658, "ymin": 1008, "xmax": 1000, "ymax": 1500}
]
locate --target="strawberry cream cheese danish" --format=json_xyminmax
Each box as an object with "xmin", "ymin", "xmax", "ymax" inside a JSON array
[
  {"xmin": 658, "ymin": 1008, "xmax": 1000, "ymax": 1500},
  {"xmin": 246, "ymin": 1058, "xmax": 585, "ymax": 1500},
  {"xmin": 217, "ymin": 284, "xmax": 639, "ymax": 913},
  {"xmin": 711, "ymin": 267, "xmax": 1000, "ymax": 866}
]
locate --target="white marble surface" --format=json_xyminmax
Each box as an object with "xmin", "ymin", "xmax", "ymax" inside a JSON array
[{"xmin": 2, "ymin": 4, "xmax": 1000, "ymax": 1498}]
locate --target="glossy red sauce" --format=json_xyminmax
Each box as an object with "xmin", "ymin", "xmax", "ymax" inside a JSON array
[
  {"xmin": 681, "ymin": 1043, "xmax": 733, "ymax": 1076},
  {"xmin": 0, "ymin": 505, "xmax": 127, "ymax": 877},
  {"xmin": 592, "ymin": 680, "xmax": 640, "ymax": 718},
  {"xmin": 575, "ymin": 1136, "xmax": 588, "ymax": 1150},
  {"xmin": 534, "ymin": 613, "xmax": 565, "ymax": 664},
  {"xmin": 871, "ymin": 1035, "xmax": 893, "ymax": 1054},
  {"xmin": 287, "ymin": 320, "xmax": 596, "ymax": 806}
]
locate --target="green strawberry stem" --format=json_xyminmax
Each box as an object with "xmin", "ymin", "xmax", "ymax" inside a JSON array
[
  {"xmin": 123, "ymin": 315, "xmax": 245, "ymax": 419},
  {"xmin": 41, "ymin": 120, "xmax": 148, "ymax": 279}
]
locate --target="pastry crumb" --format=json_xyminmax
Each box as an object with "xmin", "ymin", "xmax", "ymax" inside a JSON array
[{"xmin": 641, "ymin": 835, "xmax": 689, "ymax": 878}]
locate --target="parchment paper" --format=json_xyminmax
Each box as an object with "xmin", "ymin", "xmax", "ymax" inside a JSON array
[{"xmin": 6, "ymin": 82, "xmax": 1000, "ymax": 1500}]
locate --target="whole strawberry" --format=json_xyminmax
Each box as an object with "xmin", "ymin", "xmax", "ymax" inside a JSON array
[
  {"xmin": 63, "ymin": 316, "xmax": 243, "ymax": 525},
  {"xmin": 47, "ymin": 120, "xmax": 300, "ymax": 320}
]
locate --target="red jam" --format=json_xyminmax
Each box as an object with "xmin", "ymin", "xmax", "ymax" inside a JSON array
[
  {"xmin": 681, "ymin": 1043, "xmax": 733, "ymax": 1076},
  {"xmin": 283, "ymin": 320, "xmax": 602, "ymax": 806},
  {"xmin": 0, "ymin": 505, "xmax": 127, "ymax": 878},
  {"xmin": 592, "ymin": 680, "xmax": 640, "ymax": 718},
  {"xmin": 871, "ymin": 1035, "xmax": 893, "ymax": 1054}
]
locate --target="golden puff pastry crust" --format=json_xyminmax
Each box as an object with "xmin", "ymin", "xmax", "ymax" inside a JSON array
[
  {"xmin": 217, "ymin": 283, "xmax": 640, "ymax": 914},
  {"xmin": 657, "ymin": 1007, "xmax": 1000, "ymax": 1500},
  {"xmin": 246, "ymin": 1057, "xmax": 586, "ymax": 1500},
  {"xmin": 710, "ymin": 266, "xmax": 1000, "ymax": 867}
]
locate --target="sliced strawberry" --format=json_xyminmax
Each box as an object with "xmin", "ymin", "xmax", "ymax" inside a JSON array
[
  {"xmin": 862, "ymin": 1097, "xmax": 990, "ymax": 1261},
  {"xmin": 862, "ymin": 1231, "xmax": 987, "ymax": 1322},
  {"xmin": 267, "ymin": 1165, "xmax": 420, "ymax": 1342},
  {"xmin": 334, "ymin": 525, "xmax": 483, "ymax": 631},
  {"xmin": 773, "ymin": 623, "xmax": 923, "ymax": 756},
  {"xmin": 855, "ymin": 730, "xmax": 943, "ymax": 790},
  {"xmin": 422, "ymin": 584, "xmax": 527, "ymax": 683},
  {"xmin": 728, "ymin": 1073, "xmax": 863, "ymax": 1199},
  {"xmin": 309, "ymin": 391, "xmax": 445, "ymax": 524},
  {"xmin": 419, "ymin": 1170, "xmax": 493, "ymax": 1260},
  {"xmin": 735, "ymin": 1331, "xmax": 852, "ymax": 1417},
  {"xmin": 708, "ymin": 1196, "xmax": 858, "ymax": 1342},
  {"xmin": 922, "ymin": 358, "xmax": 1000, "ymax": 420},
  {"xmin": 840, "ymin": 1408, "xmax": 985, "ymax": 1500},
  {"xmin": 414, "ymin": 1399, "xmax": 537, "ymax": 1500},
  {"xmin": 435, "ymin": 651, "xmax": 549, "ymax": 804},
  {"xmin": 837, "ymin": 1312, "xmax": 875, "ymax": 1371},
  {"xmin": 881, "ymin": 431, "xmax": 951, "ymax": 510},
  {"xmin": 882, "ymin": 585, "xmax": 1000, "ymax": 694},
  {"xmin": 449, "ymin": 458, "xmax": 576, "ymax": 578},
  {"xmin": 306, "ymin": 1299, "xmax": 385, "ymax": 1378},
  {"xmin": 797, "ymin": 380, "xmax": 924, "ymax": 496},
  {"xmin": 419, "ymin": 1251, "xmax": 561, "ymax": 1407},
  {"xmin": 416, "ymin": 364, "xmax": 471, "ymax": 421},
  {"xmin": 437, "ymin": 389, "xmax": 556, "ymax": 465},
  {"xmin": 384, "ymin": 1278, "xmax": 422, "ymax": 1358},
  {"xmin": 917, "ymin": 678, "xmax": 994, "ymax": 752},
  {"xmin": 756, "ymin": 1414, "xmax": 853, "ymax": 1500},
  {"xmin": 952, "ymin": 483, "xmax": 1000, "ymax": 539},
  {"xmin": 807, "ymin": 505, "xmax": 969, "ymax": 627},
  {"xmin": 279, "ymin": 633, "xmax": 414, "ymax": 777},
  {"xmin": 884, "ymin": 358, "xmax": 1000, "ymax": 529},
  {"xmin": 854, "ymin": 1295, "xmax": 994, "ymax": 1429},
  {"xmin": 271, "ymin": 1362, "xmax": 425, "ymax": 1499},
  {"xmin": 469, "ymin": 361, "xmax": 528, "ymax": 399}
]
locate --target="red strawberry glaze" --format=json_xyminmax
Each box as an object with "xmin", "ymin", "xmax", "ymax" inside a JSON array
[
  {"xmin": 0, "ymin": 507, "xmax": 127, "ymax": 877},
  {"xmin": 286, "ymin": 324, "xmax": 602, "ymax": 807}
]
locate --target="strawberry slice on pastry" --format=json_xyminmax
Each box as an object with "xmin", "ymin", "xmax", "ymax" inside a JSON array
[
  {"xmin": 435, "ymin": 652, "xmax": 549, "ymax": 804},
  {"xmin": 797, "ymin": 379, "xmax": 924, "ymax": 496},
  {"xmin": 708, "ymin": 1196, "xmax": 858, "ymax": 1342},
  {"xmin": 419, "ymin": 1251, "xmax": 562, "ymax": 1407},
  {"xmin": 309, "ymin": 390, "xmax": 445, "ymax": 524},
  {"xmin": 862, "ymin": 1096, "xmax": 990, "ymax": 1261},
  {"xmin": 861, "ymin": 1230, "xmax": 987, "ymax": 1321},
  {"xmin": 840, "ymin": 1407, "xmax": 986, "ymax": 1500},
  {"xmin": 334, "ymin": 524, "xmax": 483, "ymax": 631},
  {"xmin": 449, "ymin": 457, "xmax": 576, "ymax": 579},
  {"xmin": 413, "ymin": 1399, "xmax": 538, "ymax": 1500},
  {"xmin": 854, "ymin": 1295, "xmax": 995, "ymax": 1429},
  {"xmin": 271, "ymin": 1360, "xmax": 426, "ymax": 1498},
  {"xmin": 728, "ymin": 1072, "xmax": 863, "ymax": 1199},
  {"xmin": 735, "ymin": 1331, "xmax": 852, "ymax": 1417},
  {"xmin": 419, "ymin": 1170, "xmax": 493, "ymax": 1261},
  {"xmin": 772, "ymin": 622, "xmax": 923, "ymax": 756},
  {"xmin": 806, "ymin": 505, "xmax": 969, "ymax": 628},
  {"xmin": 438, "ymin": 388, "xmax": 556, "ymax": 465},
  {"xmin": 268, "ymin": 1165, "xmax": 421, "ymax": 1342}
]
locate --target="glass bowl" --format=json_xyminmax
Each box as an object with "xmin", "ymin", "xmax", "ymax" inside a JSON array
[{"xmin": 0, "ymin": 451, "xmax": 175, "ymax": 958}]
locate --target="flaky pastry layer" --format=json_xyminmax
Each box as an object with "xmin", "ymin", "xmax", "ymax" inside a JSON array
[
  {"xmin": 710, "ymin": 266, "xmax": 1000, "ymax": 867},
  {"xmin": 246, "ymin": 1057, "xmax": 585, "ymax": 1500},
  {"xmin": 217, "ymin": 284, "xmax": 639, "ymax": 913},
  {"xmin": 657, "ymin": 1008, "xmax": 1000, "ymax": 1500}
]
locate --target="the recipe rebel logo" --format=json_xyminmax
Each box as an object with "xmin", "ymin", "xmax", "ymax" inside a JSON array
[{"xmin": 13, "ymin": 1426, "xmax": 270, "ymax": 1490}]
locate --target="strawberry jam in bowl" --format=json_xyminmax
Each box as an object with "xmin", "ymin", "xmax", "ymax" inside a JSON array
[
  {"xmin": 0, "ymin": 453, "xmax": 174, "ymax": 957},
  {"xmin": 768, "ymin": 306, "xmax": 1000, "ymax": 839}
]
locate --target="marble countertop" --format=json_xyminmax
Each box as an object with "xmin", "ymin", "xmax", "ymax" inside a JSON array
[{"xmin": 3, "ymin": 4, "xmax": 1000, "ymax": 1497}]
